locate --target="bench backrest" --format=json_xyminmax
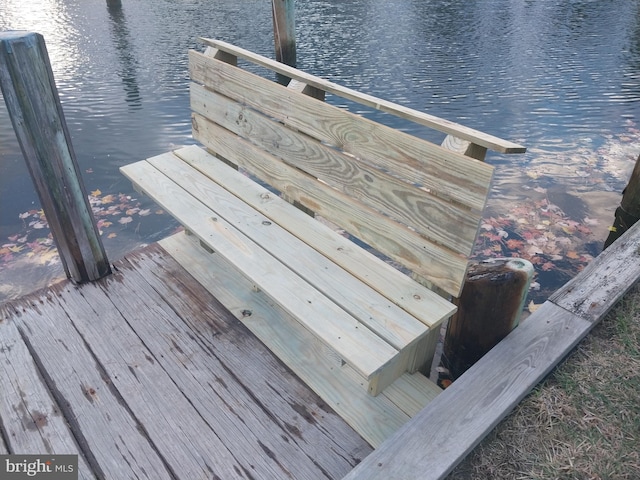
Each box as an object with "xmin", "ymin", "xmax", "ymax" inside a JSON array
[{"xmin": 189, "ymin": 39, "xmax": 509, "ymax": 298}]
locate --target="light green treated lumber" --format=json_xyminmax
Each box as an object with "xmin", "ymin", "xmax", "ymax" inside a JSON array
[
  {"xmin": 197, "ymin": 38, "xmax": 526, "ymax": 154},
  {"xmin": 189, "ymin": 50, "xmax": 493, "ymax": 214},
  {"xmin": 190, "ymin": 113, "xmax": 470, "ymax": 297},
  {"xmin": 0, "ymin": 31, "xmax": 110, "ymax": 282},
  {"xmin": 160, "ymin": 232, "xmax": 442, "ymax": 448},
  {"xmin": 173, "ymin": 145, "xmax": 456, "ymax": 328},
  {"xmin": 189, "ymin": 81, "xmax": 485, "ymax": 255},
  {"xmin": 121, "ymin": 157, "xmax": 408, "ymax": 395},
  {"xmin": 147, "ymin": 149, "xmax": 432, "ymax": 353}
]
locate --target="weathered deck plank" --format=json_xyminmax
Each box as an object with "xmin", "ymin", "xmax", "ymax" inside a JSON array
[
  {"xmin": 120, "ymin": 250, "xmax": 372, "ymax": 471},
  {"xmin": 2, "ymin": 287, "xmax": 173, "ymax": 479},
  {"xmin": 98, "ymin": 249, "xmax": 368, "ymax": 479},
  {"xmin": 55, "ymin": 280, "xmax": 260, "ymax": 479},
  {"xmin": 0, "ymin": 309, "xmax": 94, "ymax": 479},
  {"xmin": 550, "ymin": 220, "xmax": 640, "ymax": 322},
  {"xmin": 0, "ymin": 243, "xmax": 370, "ymax": 480}
]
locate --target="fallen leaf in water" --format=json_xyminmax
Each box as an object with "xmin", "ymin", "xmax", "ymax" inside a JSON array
[
  {"xmin": 528, "ymin": 300, "xmax": 541, "ymax": 313},
  {"xmin": 91, "ymin": 189, "xmax": 102, "ymax": 197},
  {"xmin": 107, "ymin": 233, "xmax": 117, "ymax": 239},
  {"xmin": 583, "ymin": 217, "xmax": 599, "ymax": 226},
  {"xmin": 101, "ymin": 194, "xmax": 116, "ymax": 204},
  {"xmin": 118, "ymin": 216, "xmax": 133, "ymax": 225},
  {"xmin": 506, "ymin": 239, "xmax": 524, "ymax": 250},
  {"xmin": 527, "ymin": 245, "xmax": 543, "ymax": 256},
  {"xmin": 566, "ymin": 251, "xmax": 580, "ymax": 259},
  {"xmin": 35, "ymin": 248, "xmax": 59, "ymax": 265},
  {"xmin": 576, "ymin": 224, "xmax": 592, "ymax": 234},
  {"xmin": 138, "ymin": 209, "xmax": 151, "ymax": 216}
]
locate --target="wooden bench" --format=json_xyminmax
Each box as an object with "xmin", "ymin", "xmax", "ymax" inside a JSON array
[{"xmin": 121, "ymin": 38, "xmax": 525, "ymax": 445}]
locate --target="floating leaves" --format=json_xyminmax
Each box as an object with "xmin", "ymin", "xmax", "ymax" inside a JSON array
[
  {"xmin": 2, "ymin": 189, "xmax": 165, "ymax": 268},
  {"xmin": 473, "ymin": 196, "xmax": 597, "ymax": 301}
]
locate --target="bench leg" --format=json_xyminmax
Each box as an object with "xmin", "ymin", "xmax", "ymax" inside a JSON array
[{"xmin": 407, "ymin": 327, "xmax": 441, "ymax": 376}]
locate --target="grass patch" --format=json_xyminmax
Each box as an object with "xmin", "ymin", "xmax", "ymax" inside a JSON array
[{"xmin": 447, "ymin": 285, "xmax": 640, "ymax": 480}]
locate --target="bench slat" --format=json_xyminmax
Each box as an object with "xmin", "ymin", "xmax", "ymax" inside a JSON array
[
  {"xmin": 122, "ymin": 156, "xmax": 412, "ymax": 394},
  {"xmin": 160, "ymin": 231, "xmax": 441, "ymax": 447},
  {"xmin": 190, "ymin": 83, "xmax": 483, "ymax": 256},
  {"xmin": 147, "ymin": 149, "xmax": 431, "ymax": 352},
  {"xmin": 197, "ymin": 38, "xmax": 526, "ymax": 155},
  {"xmin": 174, "ymin": 145, "xmax": 456, "ymax": 327},
  {"xmin": 191, "ymin": 115, "xmax": 470, "ymax": 297},
  {"xmin": 190, "ymin": 50, "xmax": 493, "ymax": 214}
]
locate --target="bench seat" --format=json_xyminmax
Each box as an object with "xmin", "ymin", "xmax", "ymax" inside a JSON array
[
  {"xmin": 122, "ymin": 145, "xmax": 456, "ymax": 396},
  {"xmin": 120, "ymin": 38, "xmax": 524, "ymax": 445}
]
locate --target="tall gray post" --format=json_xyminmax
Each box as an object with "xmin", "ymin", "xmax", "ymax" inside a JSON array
[
  {"xmin": 0, "ymin": 31, "xmax": 111, "ymax": 282},
  {"xmin": 272, "ymin": 0, "xmax": 296, "ymax": 67}
]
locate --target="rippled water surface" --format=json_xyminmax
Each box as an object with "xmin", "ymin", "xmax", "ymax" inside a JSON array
[{"xmin": 2, "ymin": 0, "xmax": 640, "ymax": 302}]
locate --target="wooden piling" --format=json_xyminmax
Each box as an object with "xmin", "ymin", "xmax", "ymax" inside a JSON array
[
  {"xmin": 603, "ymin": 152, "xmax": 640, "ymax": 250},
  {"xmin": 0, "ymin": 31, "xmax": 111, "ymax": 283},
  {"xmin": 439, "ymin": 258, "xmax": 533, "ymax": 386},
  {"xmin": 272, "ymin": 0, "xmax": 296, "ymax": 67}
]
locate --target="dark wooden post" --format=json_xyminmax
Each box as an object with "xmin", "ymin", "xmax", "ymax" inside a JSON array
[
  {"xmin": 603, "ymin": 153, "xmax": 640, "ymax": 250},
  {"xmin": 439, "ymin": 258, "xmax": 533, "ymax": 386},
  {"xmin": 272, "ymin": 0, "xmax": 296, "ymax": 67},
  {"xmin": 0, "ymin": 31, "xmax": 111, "ymax": 282}
]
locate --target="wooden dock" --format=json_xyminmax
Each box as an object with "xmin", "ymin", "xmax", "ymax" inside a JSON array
[
  {"xmin": 0, "ymin": 242, "xmax": 371, "ymax": 479},
  {"xmin": 2, "ymin": 220, "xmax": 640, "ymax": 479},
  {"xmin": 3, "ymin": 30, "xmax": 640, "ymax": 480}
]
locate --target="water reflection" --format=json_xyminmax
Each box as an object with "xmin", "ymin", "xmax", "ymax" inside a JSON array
[
  {"xmin": 107, "ymin": 0, "xmax": 142, "ymax": 109},
  {"xmin": 0, "ymin": 0, "xmax": 82, "ymax": 84},
  {"xmin": 2, "ymin": 0, "xmax": 640, "ymax": 303}
]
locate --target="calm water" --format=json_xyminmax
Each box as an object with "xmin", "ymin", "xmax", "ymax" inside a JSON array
[{"xmin": 1, "ymin": 0, "xmax": 640, "ymax": 302}]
